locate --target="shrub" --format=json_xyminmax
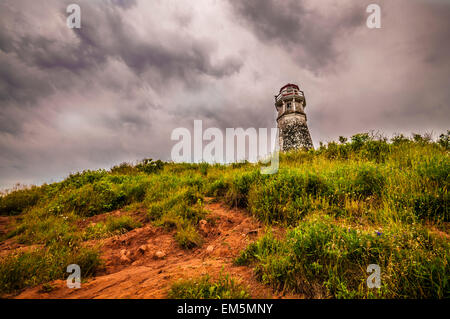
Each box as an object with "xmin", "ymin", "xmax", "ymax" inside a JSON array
[
  {"xmin": 353, "ymin": 165, "xmax": 385, "ymax": 198},
  {"xmin": 351, "ymin": 133, "xmax": 371, "ymax": 150},
  {"xmin": 362, "ymin": 140, "xmax": 390, "ymax": 163},
  {"xmin": 110, "ymin": 162, "xmax": 137, "ymax": 175},
  {"xmin": 205, "ymin": 178, "xmax": 228, "ymax": 197},
  {"xmin": 391, "ymin": 134, "xmax": 410, "ymax": 145},
  {"xmin": 0, "ymin": 245, "xmax": 101, "ymax": 294},
  {"xmin": 106, "ymin": 215, "xmax": 141, "ymax": 233},
  {"xmin": 146, "ymin": 201, "xmax": 166, "ymax": 222},
  {"xmin": 136, "ymin": 158, "xmax": 164, "ymax": 174},
  {"xmin": 83, "ymin": 215, "xmax": 142, "ymax": 240},
  {"xmin": 235, "ymin": 230, "xmax": 282, "ymax": 266},
  {"xmin": 59, "ymin": 170, "xmax": 108, "ymax": 190},
  {"xmin": 438, "ymin": 130, "xmax": 449, "ymax": 150},
  {"xmin": 18, "ymin": 210, "xmax": 80, "ymax": 246},
  {"xmin": 48, "ymin": 181, "xmax": 126, "ymax": 217},
  {"xmin": 225, "ymin": 170, "xmax": 261, "ymax": 207},
  {"xmin": 119, "ymin": 176, "xmax": 152, "ymax": 204},
  {"xmin": 236, "ymin": 219, "xmax": 449, "ymax": 298},
  {"xmin": 0, "ymin": 187, "xmax": 42, "ymax": 215},
  {"xmin": 175, "ymin": 224, "xmax": 203, "ymax": 249},
  {"xmin": 248, "ymin": 170, "xmax": 329, "ymax": 225},
  {"xmin": 412, "ymin": 192, "xmax": 449, "ymax": 222},
  {"xmin": 169, "ymin": 273, "xmax": 250, "ymax": 299},
  {"xmin": 146, "ymin": 183, "xmax": 206, "ymax": 245},
  {"xmin": 199, "ymin": 162, "xmax": 209, "ymax": 176},
  {"xmin": 417, "ymin": 156, "xmax": 450, "ymax": 187}
]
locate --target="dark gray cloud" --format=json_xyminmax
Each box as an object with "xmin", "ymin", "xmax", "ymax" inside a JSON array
[
  {"xmin": 230, "ymin": 0, "xmax": 366, "ymax": 73},
  {"xmin": 0, "ymin": 0, "xmax": 449, "ymax": 189},
  {"xmin": 111, "ymin": 0, "xmax": 137, "ymax": 10}
]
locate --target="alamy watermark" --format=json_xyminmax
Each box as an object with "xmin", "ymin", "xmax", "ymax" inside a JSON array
[
  {"xmin": 366, "ymin": 4, "xmax": 381, "ymax": 29},
  {"xmin": 67, "ymin": 4, "xmax": 380, "ymax": 30},
  {"xmin": 171, "ymin": 120, "xmax": 279, "ymax": 174},
  {"xmin": 66, "ymin": 4, "xmax": 81, "ymax": 29},
  {"xmin": 367, "ymin": 264, "xmax": 381, "ymax": 288},
  {"xmin": 67, "ymin": 264, "xmax": 81, "ymax": 288}
]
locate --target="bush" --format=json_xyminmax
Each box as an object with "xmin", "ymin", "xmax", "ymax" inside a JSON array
[
  {"xmin": 119, "ymin": 176, "xmax": 152, "ymax": 204},
  {"xmin": 205, "ymin": 177, "xmax": 228, "ymax": 197},
  {"xmin": 18, "ymin": 210, "xmax": 80, "ymax": 246},
  {"xmin": 0, "ymin": 187, "xmax": 42, "ymax": 215},
  {"xmin": 351, "ymin": 133, "xmax": 371, "ymax": 150},
  {"xmin": 225, "ymin": 170, "xmax": 261, "ymax": 207},
  {"xmin": 362, "ymin": 140, "xmax": 390, "ymax": 163},
  {"xmin": 248, "ymin": 170, "xmax": 329, "ymax": 225},
  {"xmin": 169, "ymin": 273, "xmax": 250, "ymax": 299},
  {"xmin": 175, "ymin": 224, "xmax": 203, "ymax": 249},
  {"xmin": 412, "ymin": 192, "xmax": 449, "ymax": 222},
  {"xmin": 0, "ymin": 245, "xmax": 101, "ymax": 294},
  {"xmin": 417, "ymin": 156, "xmax": 450, "ymax": 187},
  {"xmin": 237, "ymin": 219, "xmax": 449, "ymax": 298},
  {"xmin": 59, "ymin": 170, "xmax": 108, "ymax": 190},
  {"xmin": 48, "ymin": 181, "xmax": 126, "ymax": 217},
  {"xmin": 83, "ymin": 215, "xmax": 142, "ymax": 240},
  {"xmin": 353, "ymin": 165, "xmax": 385, "ymax": 198},
  {"xmin": 106, "ymin": 215, "xmax": 141, "ymax": 233},
  {"xmin": 144, "ymin": 181, "xmax": 206, "ymax": 248},
  {"xmin": 391, "ymin": 134, "xmax": 410, "ymax": 145},
  {"xmin": 438, "ymin": 131, "xmax": 449, "ymax": 150},
  {"xmin": 110, "ymin": 162, "xmax": 137, "ymax": 175},
  {"xmin": 136, "ymin": 158, "xmax": 164, "ymax": 174}
]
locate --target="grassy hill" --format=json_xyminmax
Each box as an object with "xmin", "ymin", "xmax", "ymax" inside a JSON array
[{"xmin": 0, "ymin": 132, "xmax": 448, "ymax": 298}]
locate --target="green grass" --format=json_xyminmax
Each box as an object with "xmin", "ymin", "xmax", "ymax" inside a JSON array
[
  {"xmin": 0, "ymin": 186, "xmax": 43, "ymax": 216},
  {"xmin": 235, "ymin": 217, "xmax": 449, "ymax": 298},
  {"xmin": 168, "ymin": 273, "xmax": 250, "ymax": 299},
  {"xmin": 0, "ymin": 244, "xmax": 101, "ymax": 294},
  {"xmin": 83, "ymin": 215, "xmax": 142, "ymax": 240},
  {"xmin": 0, "ymin": 131, "xmax": 448, "ymax": 298},
  {"xmin": 175, "ymin": 224, "xmax": 203, "ymax": 249}
]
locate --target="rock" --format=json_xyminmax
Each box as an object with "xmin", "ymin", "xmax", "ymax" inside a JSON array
[
  {"xmin": 199, "ymin": 220, "xmax": 208, "ymax": 233},
  {"xmin": 247, "ymin": 229, "xmax": 259, "ymax": 235},
  {"xmin": 120, "ymin": 255, "xmax": 131, "ymax": 263},
  {"xmin": 138, "ymin": 245, "xmax": 147, "ymax": 253},
  {"xmin": 154, "ymin": 251, "xmax": 166, "ymax": 259},
  {"xmin": 120, "ymin": 249, "xmax": 130, "ymax": 257},
  {"xmin": 206, "ymin": 245, "xmax": 214, "ymax": 253}
]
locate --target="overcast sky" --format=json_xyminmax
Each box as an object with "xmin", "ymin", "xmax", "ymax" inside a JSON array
[{"xmin": 0, "ymin": 0, "xmax": 449, "ymax": 189}]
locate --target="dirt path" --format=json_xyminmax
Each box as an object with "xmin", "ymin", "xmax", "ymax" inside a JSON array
[{"xmin": 12, "ymin": 201, "xmax": 302, "ymax": 299}]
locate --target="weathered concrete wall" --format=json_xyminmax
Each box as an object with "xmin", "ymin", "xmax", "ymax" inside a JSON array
[{"xmin": 277, "ymin": 112, "xmax": 313, "ymax": 151}]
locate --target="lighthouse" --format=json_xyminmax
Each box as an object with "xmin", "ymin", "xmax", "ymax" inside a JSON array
[{"xmin": 275, "ymin": 83, "xmax": 313, "ymax": 151}]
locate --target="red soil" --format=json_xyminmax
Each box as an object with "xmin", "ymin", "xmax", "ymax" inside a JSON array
[{"xmin": 7, "ymin": 201, "xmax": 303, "ymax": 299}]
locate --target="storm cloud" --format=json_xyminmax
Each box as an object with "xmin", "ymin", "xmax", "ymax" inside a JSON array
[{"xmin": 0, "ymin": 0, "xmax": 449, "ymax": 189}]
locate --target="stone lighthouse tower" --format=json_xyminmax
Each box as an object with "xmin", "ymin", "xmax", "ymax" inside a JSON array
[{"xmin": 275, "ymin": 83, "xmax": 313, "ymax": 151}]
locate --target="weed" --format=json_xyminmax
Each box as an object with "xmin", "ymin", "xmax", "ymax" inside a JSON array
[
  {"xmin": 175, "ymin": 224, "xmax": 203, "ymax": 249},
  {"xmin": 168, "ymin": 273, "xmax": 250, "ymax": 299}
]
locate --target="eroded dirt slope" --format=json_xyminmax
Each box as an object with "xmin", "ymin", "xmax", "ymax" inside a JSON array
[{"xmin": 11, "ymin": 201, "xmax": 302, "ymax": 299}]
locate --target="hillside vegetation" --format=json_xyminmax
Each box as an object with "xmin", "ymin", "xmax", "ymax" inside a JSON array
[{"xmin": 0, "ymin": 131, "xmax": 448, "ymax": 298}]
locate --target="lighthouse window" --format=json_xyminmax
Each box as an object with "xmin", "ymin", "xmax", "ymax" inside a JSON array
[{"xmin": 287, "ymin": 102, "xmax": 292, "ymax": 110}]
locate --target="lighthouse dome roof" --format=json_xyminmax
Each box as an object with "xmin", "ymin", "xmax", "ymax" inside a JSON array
[{"xmin": 279, "ymin": 83, "xmax": 299, "ymax": 93}]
